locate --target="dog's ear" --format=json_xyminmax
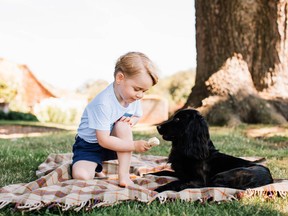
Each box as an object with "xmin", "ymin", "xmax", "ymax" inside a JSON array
[{"xmin": 183, "ymin": 114, "xmax": 210, "ymax": 159}]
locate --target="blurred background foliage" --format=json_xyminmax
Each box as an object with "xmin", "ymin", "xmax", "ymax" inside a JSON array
[
  {"xmin": 147, "ymin": 69, "xmax": 195, "ymax": 113},
  {"xmin": 0, "ymin": 69, "xmax": 196, "ymax": 124},
  {"xmin": 0, "ymin": 81, "xmax": 17, "ymax": 104}
]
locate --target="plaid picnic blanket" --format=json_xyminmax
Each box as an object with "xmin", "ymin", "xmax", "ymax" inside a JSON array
[{"xmin": 0, "ymin": 153, "xmax": 287, "ymax": 212}]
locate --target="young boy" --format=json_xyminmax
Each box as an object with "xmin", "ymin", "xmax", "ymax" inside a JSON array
[{"xmin": 72, "ymin": 52, "xmax": 159, "ymax": 187}]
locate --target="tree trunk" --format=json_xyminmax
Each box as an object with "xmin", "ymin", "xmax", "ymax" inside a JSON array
[{"xmin": 185, "ymin": 0, "xmax": 288, "ymax": 125}]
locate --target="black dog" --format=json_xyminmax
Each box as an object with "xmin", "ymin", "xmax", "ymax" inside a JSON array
[{"xmin": 153, "ymin": 109, "xmax": 273, "ymax": 192}]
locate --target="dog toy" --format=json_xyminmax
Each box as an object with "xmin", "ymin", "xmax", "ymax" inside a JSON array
[{"xmin": 146, "ymin": 137, "xmax": 160, "ymax": 148}]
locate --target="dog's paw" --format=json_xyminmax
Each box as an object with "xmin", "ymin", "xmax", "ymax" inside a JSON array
[{"xmin": 146, "ymin": 137, "xmax": 160, "ymax": 148}]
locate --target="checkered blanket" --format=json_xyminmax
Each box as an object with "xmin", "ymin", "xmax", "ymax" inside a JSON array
[{"xmin": 0, "ymin": 153, "xmax": 287, "ymax": 212}]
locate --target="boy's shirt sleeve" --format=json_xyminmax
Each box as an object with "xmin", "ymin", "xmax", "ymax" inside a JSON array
[{"xmin": 86, "ymin": 103, "xmax": 111, "ymax": 131}]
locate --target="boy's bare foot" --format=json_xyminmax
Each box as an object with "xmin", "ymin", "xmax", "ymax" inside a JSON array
[
  {"xmin": 94, "ymin": 172, "xmax": 107, "ymax": 179},
  {"xmin": 119, "ymin": 178, "xmax": 135, "ymax": 188}
]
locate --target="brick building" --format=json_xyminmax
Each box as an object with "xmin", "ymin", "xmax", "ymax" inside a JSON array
[{"xmin": 0, "ymin": 58, "xmax": 56, "ymax": 112}]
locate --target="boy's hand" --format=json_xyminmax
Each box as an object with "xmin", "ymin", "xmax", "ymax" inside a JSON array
[
  {"xmin": 118, "ymin": 116, "xmax": 139, "ymax": 127},
  {"xmin": 133, "ymin": 140, "xmax": 150, "ymax": 152}
]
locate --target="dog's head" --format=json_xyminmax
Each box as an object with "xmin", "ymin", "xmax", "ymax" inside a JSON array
[{"xmin": 157, "ymin": 109, "xmax": 210, "ymax": 159}]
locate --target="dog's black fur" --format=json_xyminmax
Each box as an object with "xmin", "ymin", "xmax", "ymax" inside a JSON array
[{"xmin": 153, "ymin": 109, "xmax": 273, "ymax": 192}]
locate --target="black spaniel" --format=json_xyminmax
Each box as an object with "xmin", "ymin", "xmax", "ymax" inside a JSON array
[{"xmin": 153, "ymin": 109, "xmax": 273, "ymax": 192}]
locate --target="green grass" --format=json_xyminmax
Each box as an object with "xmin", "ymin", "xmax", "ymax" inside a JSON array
[{"xmin": 0, "ymin": 123, "xmax": 287, "ymax": 215}]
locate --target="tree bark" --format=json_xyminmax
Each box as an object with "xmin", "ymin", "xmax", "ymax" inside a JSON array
[{"xmin": 185, "ymin": 0, "xmax": 288, "ymax": 125}]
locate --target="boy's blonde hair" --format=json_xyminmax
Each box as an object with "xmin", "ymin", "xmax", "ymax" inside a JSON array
[{"xmin": 114, "ymin": 52, "xmax": 158, "ymax": 85}]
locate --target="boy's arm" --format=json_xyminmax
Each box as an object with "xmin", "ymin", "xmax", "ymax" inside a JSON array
[{"xmin": 96, "ymin": 130, "xmax": 148, "ymax": 152}]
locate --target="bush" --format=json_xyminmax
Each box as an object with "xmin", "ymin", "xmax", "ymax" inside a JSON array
[
  {"xmin": 76, "ymin": 79, "xmax": 109, "ymax": 102},
  {"xmin": 35, "ymin": 105, "xmax": 81, "ymax": 124},
  {"xmin": 0, "ymin": 110, "xmax": 38, "ymax": 121},
  {"xmin": 0, "ymin": 81, "xmax": 17, "ymax": 103},
  {"xmin": 34, "ymin": 98, "xmax": 86, "ymax": 124},
  {"xmin": 147, "ymin": 69, "xmax": 196, "ymax": 114},
  {"xmin": 0, "ymin": 110, "xmax": 7, "ymax": 119}
]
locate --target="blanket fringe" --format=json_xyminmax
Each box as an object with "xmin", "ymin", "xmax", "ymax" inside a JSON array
[
  {"xmin": 17, "ymin": 202, "xmax": 44, "ymax": 211},
  {"xmin": 0, "ymin": 201, "xmax": 9, "ymax": 209},
  {"xmin": 74, "ymin": 201, "xmax": 89, "ymax": 212},
  {"xmin": 1, "ymin": 189, "xmax": 287, "ymax": 213},
  {"xmin": 148, "ymin": 190, "xmax": 239, "ymax": 205},
  {"xmin": 152, "ymin": 194, "xmax": 167, "ymax": 204},
  {"xmin": 58, "ymin": 199, "xmax": 108, "ymax": 212},
  {"xmin": 60, "ymin": 203, "xmax": 74, "ymax": 211},
  {"xmin": 279, "ymin": 191, "xmax": 287, "ymax": 198},
  {"xmin": 244, "ymin": 189, "xmax": 288, "ymax": 199},
  {"xmin": 5, "ymin": 199, "xmax": 117, "ymax": 212}
]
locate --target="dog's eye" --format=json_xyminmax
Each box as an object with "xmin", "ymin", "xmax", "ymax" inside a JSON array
[{"xmin": 174, "ymin": 118, "xmax": 180, "ymax": 122}]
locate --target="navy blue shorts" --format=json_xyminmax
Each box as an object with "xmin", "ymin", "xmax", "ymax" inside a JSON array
[{"xmin": 72, "ymin": 135, "xmax": 117, "ymax": 172}]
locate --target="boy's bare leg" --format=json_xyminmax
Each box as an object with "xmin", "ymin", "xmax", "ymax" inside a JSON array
[
  {"xmin": 72, "ymin": 160, "xmax": 98, "ymax": 180},
  {"xmin": 117, "ymin": 151, "xmax": 133, "ymax": 186},
  {"xmin": 112, "ymin": 121, "xmax": 134, "ymax": 187}
]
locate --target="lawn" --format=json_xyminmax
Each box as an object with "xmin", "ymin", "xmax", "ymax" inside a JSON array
[{"xmin": 0, "ymin": 122, "xmax": 287, "ymax": 215}]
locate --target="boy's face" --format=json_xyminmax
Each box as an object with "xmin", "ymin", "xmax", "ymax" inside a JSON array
[{"xmin": 115, "ymin": 72, "xmax": 153, "ymax": 106}]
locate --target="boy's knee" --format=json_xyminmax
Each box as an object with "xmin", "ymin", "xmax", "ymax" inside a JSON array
[
  {"xmin": 114, "ymin": 121, "xmax": 131, "ymax": 130},
  {"xmin": 72, "ymin": 167, "xmax": 94, "ymax": 180},
  {"xmin": 72, "ymin": 171, "xmax": 94, "ymax": 180},
  {"xmin": 112, "ymin": 121, "xmax": 132, "ymax": 138}
]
